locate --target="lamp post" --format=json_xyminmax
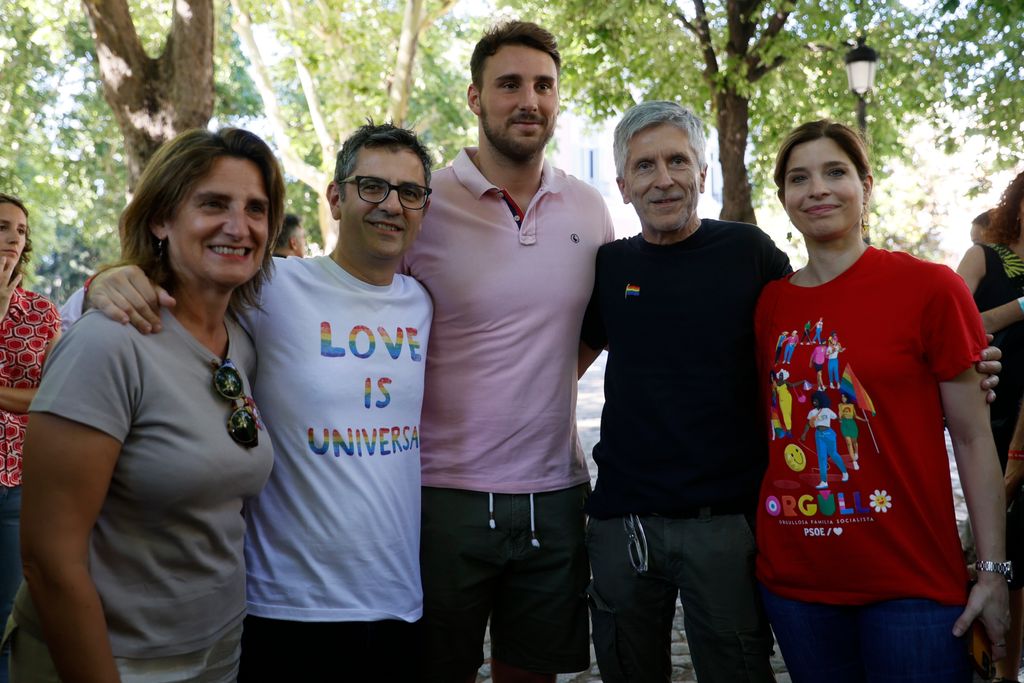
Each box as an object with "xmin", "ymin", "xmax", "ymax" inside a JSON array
[{"xmin": 844, "ymin": 36, "xmax": 878, "ymax": 134}]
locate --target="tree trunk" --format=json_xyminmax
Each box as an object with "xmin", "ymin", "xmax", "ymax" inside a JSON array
[
  {"xmin": 229, "ymin": 0, "xmax": 334, "ymax": 248},
  {"xmin": 714, "ymin": 89, "xmax": 757, "ymax": 225},
  {"xmin": 388, "ymin": 0, "xmax": 425, "ymax": 126},
  {"xmin": 81, "ymin": 0, "xmax": 215, "ymax": 190}
]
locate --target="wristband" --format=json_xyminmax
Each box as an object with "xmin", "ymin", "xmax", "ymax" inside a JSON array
[
  {"xmin": 1009, "ymin": 450, "xmax": 1024, "ymax": 461},
  {"xmin": 1017, "ymin": 296, "xmax": 1024, "ymax": 314},
  {"xmin": 83, "ymin": 275, "xmax": 95, "ymax": 294}
]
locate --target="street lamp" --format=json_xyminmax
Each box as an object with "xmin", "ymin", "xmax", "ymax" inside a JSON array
[{"xmin": 844, "ymin": 36, "xmax": 878, "ymax": 134}]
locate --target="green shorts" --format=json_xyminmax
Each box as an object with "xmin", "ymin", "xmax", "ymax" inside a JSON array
[
  {"xmin": 419, "ymin": 484, "xmax": 590, "ymax": 679},
  {"xmin": 586, "ymin": 512, "xmax": 776, "ymax": 683}
]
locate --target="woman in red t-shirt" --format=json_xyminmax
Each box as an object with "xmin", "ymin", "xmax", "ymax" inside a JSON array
[{"xmin": 755, "ymin": 120, "xmax": 1009, "ymax": 682}]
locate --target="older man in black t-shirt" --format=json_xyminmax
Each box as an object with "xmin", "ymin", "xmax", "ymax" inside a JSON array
[{"xmin": 578, "ymin": 100, "xmax": 787, "ymax": 683}]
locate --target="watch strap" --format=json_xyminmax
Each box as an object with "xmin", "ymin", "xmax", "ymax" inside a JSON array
[{"xmin": 975, "ymin": 560, "xmax": 1013, "ymax": 582}]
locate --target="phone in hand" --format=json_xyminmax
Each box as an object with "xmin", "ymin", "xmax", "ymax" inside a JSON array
[{"xmin": 968, "ymin": 619, "xmax": 994, "ymax": 679}]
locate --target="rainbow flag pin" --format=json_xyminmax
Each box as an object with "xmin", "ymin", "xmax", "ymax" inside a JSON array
[{"xmin": 624, "ymin": 284, "xmax": 640, "ymax": 298}]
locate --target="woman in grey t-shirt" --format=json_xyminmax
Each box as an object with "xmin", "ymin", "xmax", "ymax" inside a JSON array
[{"xmin": 7, "ymin": 128, "xmax": 282, "ymax": 682}]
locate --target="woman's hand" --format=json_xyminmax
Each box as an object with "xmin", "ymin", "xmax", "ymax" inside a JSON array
[
  {"xmin": 0, "ymin": 256, "xmax": 23, "ymax": 321},
  {"xmin": 955, "ymin": 574, "xmax": 1010, "ymax": 662}
]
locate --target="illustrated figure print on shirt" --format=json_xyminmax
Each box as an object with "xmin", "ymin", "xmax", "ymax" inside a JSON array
[{"xmin": 765, "ymin": 315, "xmax": 891, "ymax": 529}]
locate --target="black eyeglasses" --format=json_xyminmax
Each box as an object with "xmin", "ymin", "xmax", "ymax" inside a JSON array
[
  {"xmin": 623, "ymin": 514, "xmax": 648, "ymax": 574},
  {"xmin": 212, "ymin": 359, "xmax": 259, "ymax": 448},
  {"xmin": 339, "ymin": 175, "xmax": 431, "ymax": 210}
]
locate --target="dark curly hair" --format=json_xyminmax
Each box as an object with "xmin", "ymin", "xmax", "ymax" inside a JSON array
[{"xmin": 987, "ymin": 170, "xmax": 1024, "ymax": 245}]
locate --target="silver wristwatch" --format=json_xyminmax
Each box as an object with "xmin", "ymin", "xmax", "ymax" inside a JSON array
[{"xmin": 975, "ymin": 560, "xmax": 1014, "ymax": 583}]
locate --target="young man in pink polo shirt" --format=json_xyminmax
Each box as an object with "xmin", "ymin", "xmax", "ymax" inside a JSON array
[{"xmin": 402, "ymin": 21, "xmax": 615, "ymax": 683}]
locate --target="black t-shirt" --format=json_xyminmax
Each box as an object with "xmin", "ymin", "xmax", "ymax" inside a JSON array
[
  {"xmin": 581, "ymin": 219, "xmax": 791, "ymax": 518},
  {"xmin": 973, "ymin": 243, "xmax": 1024, "ymax": 459}
]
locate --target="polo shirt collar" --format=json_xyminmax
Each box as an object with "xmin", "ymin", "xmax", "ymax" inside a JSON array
[{"xmin": 451, "ymin": 147, "xmax": 566, "ymax": 198}]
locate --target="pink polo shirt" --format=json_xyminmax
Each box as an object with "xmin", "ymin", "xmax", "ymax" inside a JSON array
[{"xmin": 402, "ymin": 148, "xmax": 615, "ymax": 493}]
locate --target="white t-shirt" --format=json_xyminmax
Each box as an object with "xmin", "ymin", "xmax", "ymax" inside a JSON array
[
  {"xmin": 241, "ymin": 256, "xmax": 432, "ymax": 622},
  {"xmin": 807, "ymin": 407, "xmax": 838, "ymax": 430},
  {"xmin": 58, "ymin": 286, "xmax": 86, "ymax": 331}
]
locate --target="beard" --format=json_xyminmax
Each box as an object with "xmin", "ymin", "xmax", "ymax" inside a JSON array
[{"xmin": 479, "ymin": 106, "xmax": 555, "ymax": 163}]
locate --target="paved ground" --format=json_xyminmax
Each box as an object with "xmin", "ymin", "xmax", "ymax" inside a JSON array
[{"xmin": 474, "ymin": 611, "xmax": 792, "ymax": 682}]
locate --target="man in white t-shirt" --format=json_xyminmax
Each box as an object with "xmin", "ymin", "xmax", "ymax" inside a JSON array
[
  {"xmin": 86, "ymin": 123, "xmax": 434, "ymax": 682},
  {"xmin": 57, "ymin": 286, "xmax": 85, "ymax": 331}
]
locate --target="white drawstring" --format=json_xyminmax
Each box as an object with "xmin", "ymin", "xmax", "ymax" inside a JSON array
[
  {"xmin": 487, "ymin": 491, "xmax": 540, "ymax": 548},
  {"xmin": 529, "ymin": 493, "xmax": 540, "ymax": 548}
]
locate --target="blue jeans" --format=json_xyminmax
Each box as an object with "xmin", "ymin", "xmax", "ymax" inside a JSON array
[
  {"xmin": 761, "ymin": 586, "xmax": 971, "ymax": 683},
  {"xmin": 814, "ymin": 429, "xmax": 846, "ymax": 481},
  {"xmin": 0, "ymin": 485, "xmax": 21, "ymax": 683}
]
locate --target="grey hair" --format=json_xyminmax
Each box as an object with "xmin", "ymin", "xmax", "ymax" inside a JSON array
[{"xmin": 613, "ymin": 101, "xmax": 707, "ymax": 177}]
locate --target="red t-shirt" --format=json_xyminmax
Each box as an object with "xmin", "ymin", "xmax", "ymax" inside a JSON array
[{"xmin": 754, "ymin": 247, "xmax": 985, "ymax": 605}]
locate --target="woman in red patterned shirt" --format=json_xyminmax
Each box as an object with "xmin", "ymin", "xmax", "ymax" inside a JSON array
[{"xmin": 0, "ymin": 193, "xmax": 60, "ymax": 682}]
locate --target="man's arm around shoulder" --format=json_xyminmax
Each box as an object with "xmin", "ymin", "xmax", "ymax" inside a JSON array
[{"xmin": 84, "ymin": 266, "xmax": 176, "ymax": 334}]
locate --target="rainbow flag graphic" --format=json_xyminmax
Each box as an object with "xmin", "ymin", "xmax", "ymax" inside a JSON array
[
  {"xmin": 840, "ymin": 364, "xmax": 876, "ymax": 415},
  {"xmin": 624, "ymin": 284, "xmax": 640, "ymax": 298},
  {"xmin": 770, "ymin": 405, "xmax": 784, "ymax": 438}
]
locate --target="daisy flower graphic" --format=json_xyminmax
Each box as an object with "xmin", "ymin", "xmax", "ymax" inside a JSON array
[{"xmin": 870, "ymin": 489, "xmax": 892, "ymax": 513}]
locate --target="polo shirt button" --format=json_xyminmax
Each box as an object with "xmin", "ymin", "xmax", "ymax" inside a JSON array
[{"xmin": 497, "ymin": 192, "xmax": 504, "ymax": 199}]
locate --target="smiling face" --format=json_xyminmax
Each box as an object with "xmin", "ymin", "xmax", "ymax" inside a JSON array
[
  {"xmin": 618, "ymin": 123, "xmax": 707, "ymax": 245},
  {"xmin": 780, "ymin": 137, "xmax": 872, "ymax": 247},
  {"xmin": 469, "ymin": 44, "xmax": 558, "ymax": 164},
  {"xmin": 151, "ymin": 156, "xmax": 269, "ymax": 299},
  {"xmin": 0, "ymin": 202, "xmax": 27, "ymax": 271},
  {"xmin": 327, "ymin": 146, "xmax": 427, "ymax": 284}
]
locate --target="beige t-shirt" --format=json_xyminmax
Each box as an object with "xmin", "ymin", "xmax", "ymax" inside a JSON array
[{"xmin": 15, "ymin": 308, "xmax": 273, "ymax": 658}]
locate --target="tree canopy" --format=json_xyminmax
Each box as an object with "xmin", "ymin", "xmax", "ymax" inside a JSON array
[
  {"xmin": 1, "ymin": 0, "xmax": 1021, "ymax": 298},
  {"xmin": 506, "ymin": 0, "xmax": 992, "ymax": 224},
  {"xmin": 227, "ymin": 0, "xmax": 481, "ymax": 246}
]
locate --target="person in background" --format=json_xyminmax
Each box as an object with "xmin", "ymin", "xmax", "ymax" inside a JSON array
[
  {"xmin": 957, "ymin": 169, "xmax": 1024, "ymax": 682},
  {"xmin": 756, "ymin": 119, "xmax": 1009, "ymax": 682},
  {"xmin": 273, "ymin": 213, "xmax": 306, "ymax": 258},
  {"xmin": 972, "ymin": 209, "xmax": 994, "ymax": 245},
  {"xmin": 0, "ymin": 193, "xmax": 61, "ymax": 683},
  {"xmin": 7, "ymin": 128, "xmax": 279, "ymax": 681}
]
